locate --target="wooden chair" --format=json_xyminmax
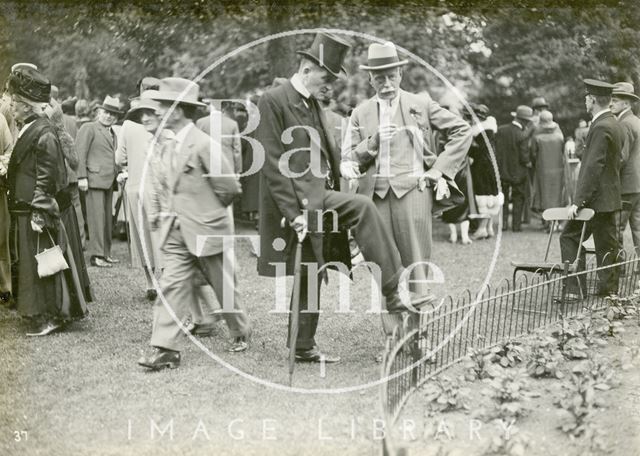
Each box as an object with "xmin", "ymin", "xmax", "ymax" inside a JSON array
[{"xmin": 511, "ymin": 207, "xmax": 595, "ymax": 283}]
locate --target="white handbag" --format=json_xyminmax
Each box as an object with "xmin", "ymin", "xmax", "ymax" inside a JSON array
[{"xmin": 35, "ymin": 229, "xmax": 69, "ymax": 278}]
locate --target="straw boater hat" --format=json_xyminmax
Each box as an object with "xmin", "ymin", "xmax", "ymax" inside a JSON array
[
  {"xmin": 97, "ymin": 95, "xmax": 124, "ymax": 115},
  {"xmin": 7, "ymin": 66, "xmax": 50, "ymax": 102},
  {"xmin": 151, "ymin": 77, "xmax": 206, "ymax": 107},
  {"xmin": 611, "ymin": 82, "xmax": 640, "ymax": 102},
  {"xmin": 359, "ymin": 42, "xmax": 408, "ymax": 71},
  {"xmin": 296, "ymin": 32, "xmax": 351, "ymax": 79}
]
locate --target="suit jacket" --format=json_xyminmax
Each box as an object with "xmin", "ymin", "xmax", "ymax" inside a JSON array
[
  {"xmin": 345, "ymin": 89, "xmax": 471, "ymax": 199},
  {"xmin": 574, "ymin": 111, "xmax": 624, "ymax": 212},
  {"xmin": 149, "ymin": 124, "xmax": 240, "ymax": 257},
  {"xmin": 196, "ymin": 113, "xmax": 242, "ymax": 174},
  {"xmin": 618, "ymin": 109, "xmax": 640, "ymax": 195},
  {"xmin": 76, "ymin": 121, "xmax": 117, "ymax": 189},
  {"xmin": 495, "ymin": 121, "xmax": 530, "ymax": 183},
  {"xmin": 255, "ymin": 79, "xmax": 349, "ymax": 277}
]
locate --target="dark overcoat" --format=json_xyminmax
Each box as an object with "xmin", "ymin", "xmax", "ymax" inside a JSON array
[
  {"xmin": 574, "ymin": 111, "xmax": 624, "ymax": 212},
  {"xmin": 255, "ymin": 80, "xmax": 350, "ymax": 277}
]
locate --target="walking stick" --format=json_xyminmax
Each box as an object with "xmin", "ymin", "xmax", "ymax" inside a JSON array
[
  {"xmin": 120, "ymin": 180, "xmax": 133, "ymax": 266},
  {"xmin": 284, "ymin": 217, "xmax": 306, "ymax": 387}
]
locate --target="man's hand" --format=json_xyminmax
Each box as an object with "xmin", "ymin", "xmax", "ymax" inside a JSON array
[
  {"xmin": 116, "ymin": 171, "xmax": 128, "ymax": 185},
  {"xmin": 340, "ymin": 160, "xmax": 361, "ymax": 180},
  {"xmin": 367, "ymin": 124, "xmax": 398, "ymax": 153},
  {"xmin": 290, "ymin": 214, "xmax": 308, "ymax": 242},
  {"xmin": 418, "ymin": 168, "xmax": 443, "ymax": 192},
  {"xmin": 567, "ymin": 204, "xmax": 579, "ymax": 220},
  {"xmin": 78, "ymin": 178, "xmax": 88, "ymax": 192}
]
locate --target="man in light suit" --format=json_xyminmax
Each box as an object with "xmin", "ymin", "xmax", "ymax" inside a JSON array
[
  {"xmin": 76, "ymin": 96, "xmax": 122, "ymax": 267},
  {"xmin": 138, "ymin": 78, "xmax": 251, "ymax": 370},
  {"xmin": 196, "ymin": 102, "xmax": 242, "ymax": 175},
  {"xmin": 343, "ymin": 41, "xmax": 472, "ymax": 296},
  {"xmin": 610, "ymin": 82, "xmax": 640, "ymax": 253}
]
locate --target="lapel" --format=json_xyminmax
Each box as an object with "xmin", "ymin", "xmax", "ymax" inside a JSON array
[
  {"xmin": 398, "ymin": 90, "xmax": 421, "ymax": 150},
  {"xmin": 96, "ymin": 123, "xmax": 115, "ymax": 148},
  {"xmin": 362, "ymin": 97, "xmax": 379, "ymax": 140},
  {"xmin": 172, "ymin": 125, "xmax": 197, "ymax": 192},
  {"xmin": 10, "ymin": 117, "xmax": 46, "ymax": 166}
]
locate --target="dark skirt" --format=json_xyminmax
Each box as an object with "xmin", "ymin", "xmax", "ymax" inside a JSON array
[
  {"xmin": 10, "ymin": 212, "xmax": 88, "ymax": 322},
  {"xmin": 60, "ymin": 204, "xmax": 93, "ymax": 302},
  {"xmin": 441, "ymin": 167, "xmax": 470, "ymax": 224}
]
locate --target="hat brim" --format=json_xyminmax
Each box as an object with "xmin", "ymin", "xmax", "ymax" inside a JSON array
[
  {"xmin": 151, "ymin": 92, "xmax": 206, "ymax": 107},
  {"xmin": 612, "ymin": 91, "xmax": 640, "ymax": 101},
  {"xmin": 97, "ymin": 105, "xmax": 124, "ymax": 115},
  {"xmin": 296, "ymin": 51, "xmax": 347, "ymax": 78},
  {"xmin": 125, "ymin": 102, "xmax": 160, "ymax": 121},
  {"xmin": 359, "ymin": 60, "xmax": 409, "ymax": 71}
]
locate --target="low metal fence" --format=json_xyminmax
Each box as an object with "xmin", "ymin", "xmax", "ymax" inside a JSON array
[{"xmin": 380, "ymin": 252, "xmax": 640, "ymax": 455}]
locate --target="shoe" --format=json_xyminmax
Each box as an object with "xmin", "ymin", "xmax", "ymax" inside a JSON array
[
  {"xmin": 145, "ymin": 289, "xmax": 158, "ymax": 301},
  {"xmin": 385, "ymin": 290, "xmax": 435, "ymax": 314},
  {"xmin": 188, "ymin": 322, "xmax": 217, "ymax": 337},
  {"xmin": 295, "ymin": 346, "xmax": 340, "ymax": 363},
  {"xmin": 90, "ymin": 257, "xmax": 112, "ymax": 268},
  {"xmin": 471, "ymin": 230, "xmax": 488, "ymax": 240},
  {"xmin": 137, "ymin": 347, "xmax": 181, "ymax": 370},
  {"xmin": 460, "ymin": 237, "xmax": 472, "ymax": 245},
  {"xmin": 105, "ymin": 257, "xmax": 120, "ymax": 264},
  {"xmin": 227, "ymin": 335, "xmax": 249, "ymax": 352},
  {"xmin": 26, "ymin": 320, "xmax": 62, "ymax": 337}
]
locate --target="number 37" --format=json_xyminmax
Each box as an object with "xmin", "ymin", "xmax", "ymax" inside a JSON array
[{"xmin": 14, "ymin": 430, "xmax": 28, "ymax": 442}]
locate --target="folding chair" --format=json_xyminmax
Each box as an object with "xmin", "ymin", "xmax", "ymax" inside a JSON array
[{"xmin": 511, "ymin": 207, "xmax": 595, "ymax": 284}]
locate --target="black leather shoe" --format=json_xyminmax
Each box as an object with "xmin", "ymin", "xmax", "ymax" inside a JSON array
[
  {"xmin": 138, "ymin": 347, "xmax": 180, "ymax": 370},
  {"xmin": 188, "ymin": 322, "xmax": 217, "ymax": 337},
  {"xmin": 227, "ymin": 336, "xmax": 249, "ymax": 352},
  {"xmin": 90, "ymin": 257, "xmax": 112, "ymax": 268},
  {"xmin": 145, "ymin": 289, "xmax": 158, "ymax": 301},
  {"xmin": 295, "ymin": 346, "xmax": 340, "ymax": 363},
  {"xmin": 105, "ymin": 257, "xmax": 120, "ymax": 264},
  {"xmin": 26, "ymin": 320, "xmax": 62, "ymax": 337}
]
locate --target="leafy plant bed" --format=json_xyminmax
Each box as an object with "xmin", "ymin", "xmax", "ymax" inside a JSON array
[{"xmin": 392, "ymin": 304, "xmax": 640, "ymax": 456}]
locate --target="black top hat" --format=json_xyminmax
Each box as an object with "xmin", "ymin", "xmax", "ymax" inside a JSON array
[
  {"xmin": 8, "ymin": 66, "xmax": 51, "ymax": 102},
  {"xmin": 584, "ymin": 79, "xmax": 614, "ymax": 96},
  {"xmin": 296, "ymin": 32, "xmax": 351, "ymax": 79}
]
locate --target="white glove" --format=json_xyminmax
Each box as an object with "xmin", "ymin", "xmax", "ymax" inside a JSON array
[
  {"xmin": 116, "ymin": 171, "xmax": 128, "ymax": 185},
  {"xmin": 433, "ymin": 178, "xmax": 451, "ymax": 201},
  {"xmin": 340, "ymin": 160, "xmax": 361, "ymax": 180}
]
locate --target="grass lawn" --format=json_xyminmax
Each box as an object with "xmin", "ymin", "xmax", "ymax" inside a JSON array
[{"xmin": 0, "ymin": 216, "xmax": 627, "ymax": 455}]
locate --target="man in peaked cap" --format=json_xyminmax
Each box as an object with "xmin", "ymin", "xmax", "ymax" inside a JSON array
[
  {"xmin": 495, "ymin": 105, "xmax": 534, "ymax": 231},
  {"xmin": 610, "ymin": 82, "xmax": 640, "ymax": 253},
  {"xmin": 344, "ymin": 41, "xmax": 471, "ymax": 308},
  {"xmin": 255, "ymin": 33, "xmax": 433, "ymax": 364},
  {"xmin": 560, "ymin": 79, "xmax": 625, "ymax": 297},
  {"xmin": 76, "ymin": 95, "xmax": 123, "ymax": 267}
]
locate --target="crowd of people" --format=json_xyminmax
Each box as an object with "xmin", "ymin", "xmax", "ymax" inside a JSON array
[{"xmin": 0, "ymin": 32, "xmax": 638, "ymax": 371}]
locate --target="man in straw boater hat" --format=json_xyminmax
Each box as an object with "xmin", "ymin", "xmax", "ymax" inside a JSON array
[
  {"xmin": 560, "ymin": 79, "xmax": 625, "ymax": 298},
  {"xmin": 76, "ymin": 95, "xmax": 123, "ymax": 268},
  {"xmin": 137, "ymin": 77, "xmax": 251, "ymax": 370},
  {"xmin": 609, "ymin": 82, "xmax": 640, "ymax": 253},
  {"xmin": 343, "ymin": 41, "xmax": 471, "ymax": 324},
  {"xmin": 255, "ymin": 32, "xmax": 433, "ymax": 364},
  {"xmin": 6, "ymin": 65, "xmax": 88, "ymax": 335}
]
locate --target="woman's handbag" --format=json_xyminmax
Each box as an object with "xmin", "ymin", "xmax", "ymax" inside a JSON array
[{"xmin": 35, "ymin": 229, "xmax": 69, "ymax": 278}]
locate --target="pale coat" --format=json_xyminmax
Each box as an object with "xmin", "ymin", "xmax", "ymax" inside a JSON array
[
  {"xmin": 196, "ymin": 113, "xmax": 242, "ymax": 174},
  {"xmin": 619, "ymin": 109, "xmax": 640, "ymax": 195},
  {"xmin": 148, "ymin": 124, "xmax": 240, "ymax": 257}
]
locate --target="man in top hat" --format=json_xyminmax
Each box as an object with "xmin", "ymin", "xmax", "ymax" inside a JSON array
[
  {"xmin": 76, "ymin": 95, "xmax": 122, "ymax": 267},
  {"xmin": 495, "ymin": 105, "xmax": 534, "ymax": 231},
  {"xmin": 344, "ymin": 41, "xmax": 471, "ymax": 299},
  {"xmin": 610, "ymin": 82, "xmax": 640, "ymax": 253},
  {"xmin": 138, "ymin": 77, "xmax": 251, "ymax": 370},
  {"xmin": 560, "ymin": 79, "xmax": 625, "ymax": 297},
  {"xmin": 255, "ymin": 33, "xmax": 432, "ymax": 363}
]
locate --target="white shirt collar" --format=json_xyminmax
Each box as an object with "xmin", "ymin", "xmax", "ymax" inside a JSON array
[
  {"xmin": 511, "ymin": 120, "xmax": 523, "ymax": 129},
  {"xmin": 290, "ymin": 73, "xmax": 311, "ymax": 99},
  {"xmin": 376, "ymin": 94, "xmax": 399, "ymax": 121},
  {"xmin": 617, "ymin": 107, "xmax": 631, "ymax": 119},
  {"xmin": 17, "ymin": 120, "xmax": 36, "ymax": 139},
  {"xmin": 592, "ymin": 108, "xmax": 610, "ymax": 122}
]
